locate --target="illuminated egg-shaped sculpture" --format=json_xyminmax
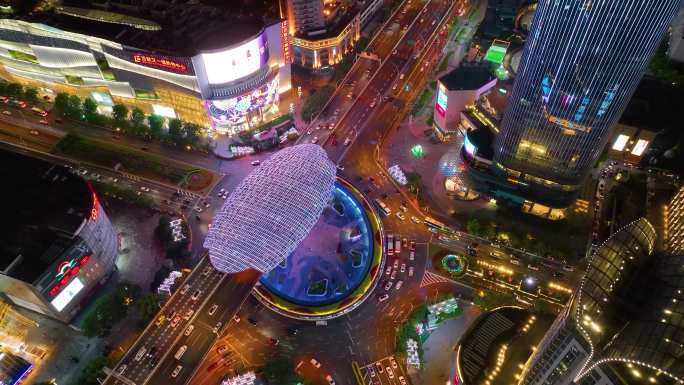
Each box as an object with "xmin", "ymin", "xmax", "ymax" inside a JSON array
[
  {"xmin": 438, "ymin": 146, "xmax": 462, "ymax": 177},
  {"xmin": 204, "ymin": 144, "xmax": 336, "ymax": 274}
]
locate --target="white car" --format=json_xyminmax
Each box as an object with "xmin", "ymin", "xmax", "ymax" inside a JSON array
[
  {"xmin": 370, "ymin": 100, "xmax": 376, "ymax": 108},
  {"xmin": 399, "ymin": 376, "xmax": 407, "ymax": 385},
  {"xmin": 395, "ymin": 280, "xmax": 403, "ymax": 290},
  {"xmin": 408, "ymin": 266, "xmax": 414, "ymax": 276},
  {"xmin": 528, "ymin": 264, "xmax": 540, "ymax": 271},
  {"xmin": 390, "ymin": 357, "xmax": 398, "ymax": 369},
  {"xmin": 409, "ymin": 251, "xmax": 415, "ymax": 261},
  {"xmin": 140, "ymin": 186, "xmax": 150, "ymax": 192},
  {"xmin": 310, "ymin": 358, "xmax": 321, "ymax": 368},
  {"xmin": 384, "ymin": 281, "xmax": 393, "ymax": 291},
  {"xmin": 208, "ymin": 304, "xmax": 218, "ymax": 315},
  {"xmin": 212, "ymin": 321, "xmax": 222, "ymax": 334},
  {"xmin": 510, "ymin": 258, "xmax": 521, "ymax": 265},
  {"xmin": 326, "ymin": 375, "xmax": 335, "ymax": 385},
  {"xmin": 180, "ymin": 284, "xmax": 190, "ymax": 295},
  {"xmin": 194, "ymin": 206, "xmax": 202, "ymax": 213},
  {"xmin": 344, "ymin": 137, "xmax": 352, "ymax": 146},
  {"xmin": 378, "ymin": 293, "xmax": 389, "ymax": 302},
  {"xmin": 251, "ymin": 160, "xmax": 260, "ymax": 166},
  {"xmin": 184, "ymin": 324, "xmax": 194, "ymax": 336},
  {"xmin": 410, "ymin": 216, "xmax": 421, "ymax": 224},
  {"xmin": 563, "ymin": 265, "xmax": 575, "ymax": 272},
  {"xmin": 396, "ymin": 212, "xmax": 406, "ymax": 221},
  {"xmin": 312, "ymin": 136, "xmax": 319, "ymax": 144},
  {"xmin": 171, "ymin": 365, "xmax": 182, "ymax": 378},
  {"xmin": 385, "ymin": 266, "xmax": 392, "ymax": 275},
  {"xmin": 400, "ymin": 263, "xmax": 406, "ymax": 273}
]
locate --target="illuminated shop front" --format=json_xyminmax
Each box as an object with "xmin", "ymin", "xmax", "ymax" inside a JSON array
[
  {"xmin": 205, "ymin": 76, "xmax": 280, "ymax": 134},
  {"xmin": 0, "ymin": 16, "xmax": 292, "ymax": 134}
]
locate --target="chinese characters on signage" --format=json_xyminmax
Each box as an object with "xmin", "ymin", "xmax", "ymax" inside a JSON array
[
  {"xmin": 281, "ymin": 20, "xmax": 291, "ymax": 64},
  {"xmin": 49, "ymin": 255, "xmax": 91, "ymax": 297},
  {"xmin": 132, "ymin": 53, "xmax": 188, "ymax": 73}
]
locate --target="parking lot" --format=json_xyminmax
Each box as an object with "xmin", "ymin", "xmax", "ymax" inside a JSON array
[{"xmin": 359, "ymin": 356, "xmax": 410, "ymax": 385}]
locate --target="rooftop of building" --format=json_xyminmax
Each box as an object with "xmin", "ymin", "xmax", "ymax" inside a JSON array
[
  {"xmin": 0, "ymin": 150, "xmax": 91, "ymax": 283},
  {"xmin": 295, "ymin": 2, "xmax": 358, "ymax": 41},
  {"xmin": 439, "ymin": 65, "xmax": 496, "ymax": 91},
  {"xmin": 7, "ymin": 0, "xmax": 274, "ymax": 56}
]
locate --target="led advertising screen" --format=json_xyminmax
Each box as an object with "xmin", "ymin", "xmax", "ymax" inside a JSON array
[
  {"xmin": 51, "ymin": 277, "xmax": 84, "ymax": 311},
  {"xmin": 206, "ymin": 76, "xmax": 279, "ymax": 128},
  {"xmin": 201, "ymin": 34, "xmax": 268, "ymax": 85},
  {"xmin": 131, "ymin": 52, "xmax": 190, "ymax": 74},
  {"xmin": 152, "ymin": 105, "xmax": 177, "ymax": 119},
  {"xmin": 435, "ymin": 83, "xmax": 447, "ymax": 117},
  {"xmin": 612, "ymin": 134, "xmax": 629, "ymax": 151},
  {"xmin": 631, "ymin": 139, "xmax": 649, "ymax": 156}
]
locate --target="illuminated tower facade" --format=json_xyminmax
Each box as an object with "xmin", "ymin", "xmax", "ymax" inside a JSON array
[{"xmin": 493, "ymin": 0, "xmax": 683, "ymax": 208}]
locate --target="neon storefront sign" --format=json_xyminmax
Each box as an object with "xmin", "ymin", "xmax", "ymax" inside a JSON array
[
  {"xmin": 90, "ymin": 191, "xmax": 99, "ymax": 221},
  {"xmin": 49, "ymin": 255, "xmax": 91, "ymax": 297},
  {"xmin": 132, "ymin": 53, "xmax": 188, "ymax": 73}
]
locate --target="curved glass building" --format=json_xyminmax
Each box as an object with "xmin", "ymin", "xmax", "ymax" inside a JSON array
[
  {"xmin": 519, "ymin": 217, "xmax": 684, "ymax": 385},
  {"xmin": 467, "ymin": 0, "xmax": 683, "ymax": 209}
]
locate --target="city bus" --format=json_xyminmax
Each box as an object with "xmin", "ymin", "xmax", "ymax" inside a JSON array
[
  {"xmin": 374, "ymin": 199, "xmax": 391, "ymax": 216},
  {"xmin": 424, "ymin": 216, "xmax": 449, "ymax": 233},
  {"xmin": 387, "ymin": 233, "xmax": 394, "ymax": 256},
  {"xmin": 31, "ymin": 107, "xmax": 47, "ymax": 116}
]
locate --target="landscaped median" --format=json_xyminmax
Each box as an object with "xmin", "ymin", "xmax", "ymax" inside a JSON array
[
  {"xmin": 53, "ymin": 133, "xmax": 215, "ymax": 190},
  {"xmin": 396, "ymin": 295, "xmax": 465, "ymax": 369}
]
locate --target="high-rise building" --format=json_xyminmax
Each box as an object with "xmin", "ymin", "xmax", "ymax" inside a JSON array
[
  {"xmin": 286, "ymin": 0, "xmax": 326, "ymax": 35},
  {"xmin": 0, "ymin": 150, "xmax": 118, "ymax": 323},
  {"xmin": 519, "ymin": 213, "xmax": 684, "ymax": 385},
  {"xmin": 463, "ymin": 0, "xmax": 684, "ymax": 210}
]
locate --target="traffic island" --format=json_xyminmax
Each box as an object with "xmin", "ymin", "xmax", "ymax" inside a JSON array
[{"xmin": 252, "ymin": 177, "xmax": 385, "ymax": 320}]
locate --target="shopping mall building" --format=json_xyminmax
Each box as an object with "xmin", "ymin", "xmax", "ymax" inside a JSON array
[
  {"xmin": 0, "ymin": 4, "xmax": 292, "ymax": 134},
  {"xmin": 0, "ymin": 150, "xmax": 118, "ymax": 323}
]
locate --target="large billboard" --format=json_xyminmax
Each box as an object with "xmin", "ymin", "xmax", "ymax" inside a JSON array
[
  {"xmin": 206, "ymin": 76, "xmax": 279, "ymax": 129},
  {"xmin": 435, "ymin": 83, "xmax": 447, "ymax": 117},
  {"xmin": 201, "ymin": 33, "xmax": 269, "ymax": 85},
  {"xmin": 130, "ymin": 52, "xmax": 191, "ymax": 74}
]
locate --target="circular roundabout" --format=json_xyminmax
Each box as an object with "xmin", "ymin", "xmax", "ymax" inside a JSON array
[
  {"xmin": 253, "ymin": 177, "xmax": 384, "ymax": 320},
  {"xmin": 441, "ymin": 254, "xmax": 467, "ymax": 277}
]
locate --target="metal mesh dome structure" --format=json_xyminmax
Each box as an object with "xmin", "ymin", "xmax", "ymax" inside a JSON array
[{"xmin": 204, "ymin": 144, "xmax": 336, "ymax": 274}]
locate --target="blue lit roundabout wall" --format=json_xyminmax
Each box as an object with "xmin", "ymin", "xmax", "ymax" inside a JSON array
[{"xmin": 253, "ymin": 177, "xmax": 384, "ymax": 320}]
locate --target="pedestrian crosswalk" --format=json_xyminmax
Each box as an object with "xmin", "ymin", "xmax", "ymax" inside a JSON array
[
  {"xmin": 176, "ymin": 189, "xmax": 201, "ymax": 199},
  {"xmin": 419, "ymin": 270, "xmax": 453, "ymax": 288}
]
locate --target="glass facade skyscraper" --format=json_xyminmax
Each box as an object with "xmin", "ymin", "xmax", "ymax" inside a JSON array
[{"xmin": 493, "ymin": 0, "xmax": 683, "ymax": 207}]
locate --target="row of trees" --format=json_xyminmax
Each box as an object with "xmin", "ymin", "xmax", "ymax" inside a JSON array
[
  {"xmin": 52, "ymin": 92, "xmax": 209, "ymax": 150},
  {"xmin": 81, "ymin": 282, "xmax": 141, "ymax": 337},
  {"xmin": 301, "ymin": 85, "xmax": 335, "ymax": 123},
  {"xmin": 466, "ymin": 217, "xmax": 566, "ymax": 259},
  {"xmin": 0, "ymin": 81, "xmax": 40, "ymax": 103}
]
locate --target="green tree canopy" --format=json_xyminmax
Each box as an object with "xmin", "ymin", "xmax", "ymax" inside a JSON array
[
  {"xmin": 67, "ymin": 95, "xmax": 82, "ymax": 119},
  {"xmin": 112, "ymin": 103, "xmax": 129, "ymax": 123},
  {"xmin": 301, "ymin": 85, "xmax": 335, "ymax": 122},
  {"xmin": 82, "ymin": 98, "xmax": 98, "ymax": 122},
  {"xmin": 53, "ymin": 93, "xmax": 70, "ymax": 116},
  {"xmin": 261, "ymin": 357, "xmax": 304, "ymax": 384},
  {"xmin": 23, "ymin": 87, "xmax": 38, "ymax": 103},
  {"xmin": 5, "ymin": 83, "xmax": 23, "ymax": 98},
  {"xmin": 147, "ymin": 114, "xmax": 164, "ymax": 139},
  {"xmin": 74, "ymin": 356, "xmax": 108, "ymax": 385},
  {"xmin": 130, "ymin": 107, "xmax": 147, "ymax": 136}
]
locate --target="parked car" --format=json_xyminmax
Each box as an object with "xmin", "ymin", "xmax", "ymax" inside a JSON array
[{"xmin": 310, "ymin": 358, "xmax": 321, "ymax": 368}]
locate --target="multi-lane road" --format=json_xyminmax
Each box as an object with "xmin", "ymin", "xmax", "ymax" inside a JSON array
[{"xmin": 101, "ymin": 257, "xmax": 258, "ymax": 385}]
